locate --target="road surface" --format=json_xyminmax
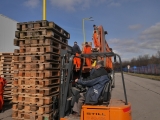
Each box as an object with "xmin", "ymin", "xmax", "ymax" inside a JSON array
[
  {"xmin": 112, "ymin": 73, "xmax": 160, "ymax": 120},
  {"xmin": 0, "ymin": 73, "xmax": 160, "ymax": 120}
]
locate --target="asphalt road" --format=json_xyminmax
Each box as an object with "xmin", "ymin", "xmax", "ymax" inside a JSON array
[
  {"xmin": 0, "ymin": 73, "xmax": 160, "ymax": 120},
  {"xmin": 0, "ymin": 101, "xmax": 12, "ymax": 120},
  {"xmin": 112, "ymin": 73, "xmax": 160, "ymax": 120}
]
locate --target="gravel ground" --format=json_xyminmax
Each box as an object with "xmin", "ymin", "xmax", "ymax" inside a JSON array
[{"xmin": 0, "ymin": 101, "xmax": 12, "ymax": 120}]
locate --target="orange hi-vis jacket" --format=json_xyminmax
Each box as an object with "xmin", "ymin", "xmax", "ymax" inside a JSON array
[
  {"xmin": 93, "ymin": 31, "xmax": 100, "ymax": 47},
  {"xmin": 0, "ymin": 77, "xmax": 6, "ymax": 110},
  {"xmin": 74, "ymin": 53, "xmax": 81, "ymax": 68},
  {"xmin": 83, "ymin": 45, "xmax": 92, "ymax": 66}
]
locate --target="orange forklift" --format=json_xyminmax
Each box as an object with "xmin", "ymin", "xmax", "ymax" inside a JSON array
[
  {"xmin": 57, "ymin": 24, "xmax": 132, "ymax": 120},
  {"xmin": 58, "ymin": 50, "xmax": 132, "ymax": 120}
]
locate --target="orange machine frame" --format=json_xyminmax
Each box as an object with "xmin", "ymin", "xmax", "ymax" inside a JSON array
[{"xmin": 81, "ymin": 25, "xmax": 113, "ymax": 72}]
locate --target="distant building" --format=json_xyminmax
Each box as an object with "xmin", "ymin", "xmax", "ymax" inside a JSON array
[{"xmin": 0, "ymin": 14, "xmax": 18, "ymax": 52}]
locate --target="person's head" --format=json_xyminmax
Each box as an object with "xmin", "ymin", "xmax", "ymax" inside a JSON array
[
  {"xmin": 85, "ymin": 42, "xmax": 88, "ymax": 46},
  {"xmin": 93, "ymin": 24, "xmax": 96, "ymax": 28},
  {"xmin": 95, "ymin": 60, "xmax": 104, "ymax": 69},
  {"xmin": 74, "ymin": 41, "xmax": 77, "ymax": 45},
  {"xmin": 109, "ymin": 48, "xmax": 112, "ymax": 52}
]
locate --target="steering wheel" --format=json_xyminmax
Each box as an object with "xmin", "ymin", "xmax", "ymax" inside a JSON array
[{"xmin": 75, "ymin": 82, "xmax": 86, "ymax": 92}]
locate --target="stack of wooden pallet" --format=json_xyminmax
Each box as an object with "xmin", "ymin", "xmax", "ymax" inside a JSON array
[
  {"xmin": 0, "ymin": 53, "xmax": 13, "ymax": 101},
  {"xmin": 12, "ymin": 20, "xmax": 70, "ymax": 120}
]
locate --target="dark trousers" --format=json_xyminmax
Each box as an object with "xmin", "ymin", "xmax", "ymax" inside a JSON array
[{"xmin": 72, "ymin": 93, "xmax": 85, "ymax": 115}]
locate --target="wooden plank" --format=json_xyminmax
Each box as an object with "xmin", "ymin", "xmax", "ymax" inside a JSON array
[
  {"xmin": 13, "ymin": 78, "xmax": 60, "ymax": 88},
  {"xmin": 12, "ymin": 94, "xmax": 58, "ymax": 105},
  {"xmin": 0, "ymin": 53, "xmax": 13, "ymax": 55},
  {"xmin": 3, "ymin": 91, "xmax": 12, "ymax": 95},
  {"xmin": 0, "ymin": 62, "xmax": 13, "ymax": 65}
]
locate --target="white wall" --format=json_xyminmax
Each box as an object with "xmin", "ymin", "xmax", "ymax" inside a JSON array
[{"xmin": 0, "ymin": 14, "xmax": 18, "ymax": 52}]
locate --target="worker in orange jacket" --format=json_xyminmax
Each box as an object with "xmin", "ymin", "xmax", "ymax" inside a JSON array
[
  {"xmin": 0, "ymin": 76, "xmax": 6, "ymax": 112},
  {"xmin": 92, "ymin": 25, "xmax": 100, "ymax": 49},
  {"xmin": 83, "ymin": 42, "xmax": 92, "ymax": 66},
  {"xmin": 72, "ymin": 41, "xmax": 81, "ymax": 68}
]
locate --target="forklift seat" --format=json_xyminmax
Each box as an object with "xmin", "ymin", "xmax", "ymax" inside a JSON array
[
  {"xmin": 98, "ymin": 80, "xmax": 111, "ymax": 104},
  {"xmin": 85, "ymin": 80, "xmax": 111, "ymax": 105}
]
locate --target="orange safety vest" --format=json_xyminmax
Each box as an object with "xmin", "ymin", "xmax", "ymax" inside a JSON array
[
  {"xmin": 93, "ymin": 32, "xmax": 100, "ymax": 47},
  {"xmin": 0, "ymin": 77, "xmax": 6, "ymax": 94},
  {"xmin": 83, "ymin": 45, "xmax": 91, "ymax": 54},
  {"xmin": 74, "ymin": 53, "xmax": 81, "ymax": 68},
  {"xmin": 83, "ymin": 45, "xmax": 92, "ymax": 66}
]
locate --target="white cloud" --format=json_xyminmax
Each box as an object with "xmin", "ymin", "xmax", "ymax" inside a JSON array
[
  {"xmin": 140, "ymin": 22, "xmax": 160, "ymax": 40},
  {"xmin": 108, "ymin": 38, "xmax": 140, "ymax": 54},
  {"xmin": 129, "ymin": 24, "xmax": 142, "ymax": 30},
  {"xmin": 108, "ymin": 22, "xmax": 160, "ymax": 60},
  {"xmin": 139, "ymin": 22, "xmax": 160, "ymax": 50},
  {"xmin": 24, "ymin": 0, "xmax": 40, "ymax": 8}
]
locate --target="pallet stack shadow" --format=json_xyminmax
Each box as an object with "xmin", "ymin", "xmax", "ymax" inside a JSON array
[
  {"xmin": 0, "ymin": 53, "xmax": 13, "ymax": 101},
  {"xmin": 12, "ymin": 20, "xmax": 70, "ymax": 120}
]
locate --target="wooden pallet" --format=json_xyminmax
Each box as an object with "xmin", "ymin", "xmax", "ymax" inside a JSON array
[
  {"xmin": 15, "ymin": 29, "xmax": 62, "ymax": 40},
  {"xmin": 14, "ymin": 62, "xmax": 60, "ymax": 70},
  {"xmin": 14, "ymin": 46, "xmax": 60, "ymax": 55},
  {"xmin": 13, "ymin": 70, "xmax": 60, "ymax": 78},
  {"xmin": 12, "ymin": 103, "xmax": 54, "ymax": 114},
  {"xmin": 14, "ymin": 54, "xmax": 60, "ymax": 63},
  {"xmin": 20, "ymin": 46, "xmax": 60, "ymax": 53},
  {"xmin": 12, "ymin": 110, "xmax": 54, "ymax": 120},
  {"xmin": 14, "ymin": 38, "xmax": 68, "ymax": 48},
  {"xmin": 14, "ymin": 38, "xmax": 60, "ymax": 47},
  {"xmin": 16, "ymin": 20, "xmax": 70, "ymax": 39},
  {"xmin": 12, "ymin": 85, "xmax": 59, "ymax": 97},
  {"xmin": 12, "ymin": 94, "xmax": 58, "ymax": 105},
  {"xmin": 13, "ymin": 78, "xmax": 60, "ymax": 88}
]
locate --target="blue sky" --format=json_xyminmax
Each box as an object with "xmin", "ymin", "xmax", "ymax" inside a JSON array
[{"xmin": 0, "ymin": 0, "xmax": 160, "ymax": 61}]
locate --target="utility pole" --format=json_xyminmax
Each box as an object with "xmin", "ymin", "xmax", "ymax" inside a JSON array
[
  {"xmin": 43, "ymin": 0, "xmax": 46, "ymax": 20},
  {"xmin": 82, "ymin": 17, "xmax": 94, "ymax": 43}
]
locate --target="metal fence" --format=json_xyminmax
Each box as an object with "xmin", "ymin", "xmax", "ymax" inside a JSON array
[{"xmin": 123, "ymin": 64, "xmax": 160, "ymax": 75}]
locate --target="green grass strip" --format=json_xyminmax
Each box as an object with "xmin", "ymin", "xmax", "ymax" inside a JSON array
[{"xmin": 124, "ymin": 72, "xmax": 160, "ymax": 81}]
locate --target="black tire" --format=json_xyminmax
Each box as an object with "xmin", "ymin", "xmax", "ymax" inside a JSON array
[{"xmin": 111, "ymin": 73, "xmax": 115, "ymax": 88}]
